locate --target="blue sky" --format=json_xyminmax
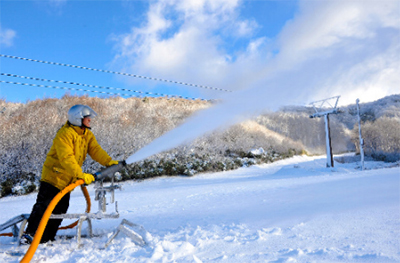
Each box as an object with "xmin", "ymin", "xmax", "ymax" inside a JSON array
[{"xmin": 0, "ymin": 0, "xmax": 399, "ymax": 106}]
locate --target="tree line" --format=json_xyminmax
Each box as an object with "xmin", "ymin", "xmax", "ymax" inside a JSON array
[{"xmin": 0, "ymin": 94, "xmax": 398, "ymax": 197}]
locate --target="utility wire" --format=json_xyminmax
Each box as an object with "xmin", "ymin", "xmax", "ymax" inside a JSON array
[
  {"xmin": 0, "ymin": 80, "xmax": 210, "ymax": 101},
  {"xmin": 0, "ymin": 54, "xmax": 232, "ymax": 93},
  {"xmin": 0, "ymin": 72, "xmax": 209, "ymax": 101}
]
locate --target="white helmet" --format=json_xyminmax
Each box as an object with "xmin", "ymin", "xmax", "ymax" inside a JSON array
[{"xmin": 68, "ymin": 105, "xmax": 98, "ymax": 126}]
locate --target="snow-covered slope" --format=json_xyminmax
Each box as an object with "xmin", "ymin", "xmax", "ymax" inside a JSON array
[{"xmin": 1, "ymin": 155, "xmax": 399, "ymax": 262}]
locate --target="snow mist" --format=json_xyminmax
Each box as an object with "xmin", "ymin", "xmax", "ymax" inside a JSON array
[{"xmin": 126, "ymin": 91, "xmax": 262, "ymax": 164}]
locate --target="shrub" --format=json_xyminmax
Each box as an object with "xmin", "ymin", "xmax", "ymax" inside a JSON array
[
  {"xmin": 352, "ymin": 117, "xmax": 400, "ymax": 162},
  {"xmin": 6, "ymin": 95, "xmax": 398, "ymax": 195},
  {"xmin": 1, "ymin": 179, "xmax": 13, "ymax": 197}
]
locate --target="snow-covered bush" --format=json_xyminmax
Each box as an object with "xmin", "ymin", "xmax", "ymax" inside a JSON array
[
  {"xmin": 255, "ymin": 111, "xmax": 353, "ymax": 154},
  {"xmin": 1, "ymin": 94, "xmax": 397, "ymax": 197},
  {"xmin": 352, "ymin": 116, "xmax": 400, "ymax": 162},
  {"xmin": 120, "ymin": 147, "xmax": 296, "ymax": 181}
]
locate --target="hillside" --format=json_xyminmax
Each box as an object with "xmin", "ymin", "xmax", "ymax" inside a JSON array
[
  {"xmin": 0, "ymin": 95, "xmax": 302, "ymax": 197},
  {"xmin": 0, "ymin": 94, "xmax": 399, "ymax": 197},
  {"xmin": 256, "ymin": 94, "xmax": 400, "ymax": 157}
]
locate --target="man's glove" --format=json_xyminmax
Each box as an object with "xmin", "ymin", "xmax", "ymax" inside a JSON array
[
  {"xmin": 77, "ymin": 173, "xmax": 95, "ymax": 185},
  {"xmin": 107, "ymin": 160, "xmax": 119, "ymax": 167}
]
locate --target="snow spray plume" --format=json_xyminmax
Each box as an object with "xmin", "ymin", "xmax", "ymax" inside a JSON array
[
  {"xmin": 126, "ymin": 91, "xmax": 260, "ymax": 164},
  {"xmin": 125, "ymin": 60, "xmax": 328, "ymax": 165},
  {"xmin": 125, "ymin": 0, "xmax": 399, "ymax": 164}
]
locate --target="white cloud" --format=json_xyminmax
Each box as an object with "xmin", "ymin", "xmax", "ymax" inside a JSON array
[
  {"xmin": 111, "ymin": 0, "xmax": 261, "ymax": 93},
  {"xmin": 256, "ymin": 0, "xmax": 400, "ymax": 106},
  {"xmin": 111, "ymin": 0, "xmax": 400, "ymax": 107},
  {"xmin": 313, "ymin": 41, "xmax": 400, "ymax": 105},
  {"xmin": 236, "ymin": 20, "xmax": 258, "ymax": 37},
  {"xmin": 0, "ymin": 25, "xmax": 16, "ymax": 47},
  {"xmin": 277, "ymin": 0, "xmax": 400, "ymax": 67}
]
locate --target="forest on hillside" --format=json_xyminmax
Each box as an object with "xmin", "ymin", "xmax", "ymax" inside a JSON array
[{"xmin": 0, "ymin": 94, "xmax": 399, "ymax": 197}]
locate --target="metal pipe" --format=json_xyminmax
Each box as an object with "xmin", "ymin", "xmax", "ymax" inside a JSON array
[
  {"xmin": 94, "ymin": 161, "xmax": 127, "ymax": 181},
  {"xmin": 356, "ymin": 99, "xmax": 365, "ymax": 170},
  {"xmin": 324, "ymin": 114, "xmax": 334, "ymax": 167}
]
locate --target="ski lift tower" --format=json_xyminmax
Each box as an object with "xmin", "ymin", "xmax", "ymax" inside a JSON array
[{"xmin": 309, "ymin": 96, "xmax": 340, "ymax": 168}]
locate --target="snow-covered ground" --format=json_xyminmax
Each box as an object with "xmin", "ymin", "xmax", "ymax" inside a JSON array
[{"xmin": 1, "ymin": 155, "xmax": 399, "ymax": 262}]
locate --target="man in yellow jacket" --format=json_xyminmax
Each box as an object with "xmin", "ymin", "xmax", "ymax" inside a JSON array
[{"xmin": 20, "ymin": 104, "xmax": 119, "ymax": 244}]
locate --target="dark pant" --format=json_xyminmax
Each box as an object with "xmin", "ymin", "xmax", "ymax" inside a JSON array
[{"xmin": 26, "ymin": 181, "xmax": 70, "ymax": 243}]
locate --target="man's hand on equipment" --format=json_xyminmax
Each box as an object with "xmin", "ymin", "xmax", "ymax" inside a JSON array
[
  {"xmin": 107, "ymin": 160, "xmax": 119, "ymax": 167},
  {"xmin": 76, "ymin": 173, "xmax": 95, "ymax": 185}
]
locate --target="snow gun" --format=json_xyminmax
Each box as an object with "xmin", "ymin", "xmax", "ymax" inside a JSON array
[
  {"xmin": 94, "ymin": 160, "xmax": 127, "ymax": 181},
  {"xmin": 11, "ymin": 159, "xmax": 146, "ymax": 263}
]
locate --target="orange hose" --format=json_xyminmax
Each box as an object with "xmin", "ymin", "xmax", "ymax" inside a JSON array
[
  {"xmin": 20, "ymin": 179, "xmax": 84, "ymax": 263},
  {"xmin": 58, "ymin": 185, "xmax": 91, "ymax": 230},
  {"xmin": 0, "ymin": 185, "xmax": 91, "ymax": 237}
]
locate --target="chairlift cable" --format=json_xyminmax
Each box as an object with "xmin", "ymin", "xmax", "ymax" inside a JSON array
[
  {"xmin": 0, "ymin": 54, "xmax": 232, "ymax": 93},
  {"xmin": 0, "ymin": 72, "xmax": 209, "ymax": 101},
  {"xmin": 0, "ymin": 80, "xmax": 210, "ymax": 101}
]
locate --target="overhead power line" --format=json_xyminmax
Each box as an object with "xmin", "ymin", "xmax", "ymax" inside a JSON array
[
  {"xmin": 0, "ymin": 72, "xmax": 209, "ymax": 101},
  {"xmin": 0, "ymin": 54, "xmax": 232, "ymax": 93},
  {"xmin": 0, "ymin": 80, "xmax": 211, "ymax": 101}
]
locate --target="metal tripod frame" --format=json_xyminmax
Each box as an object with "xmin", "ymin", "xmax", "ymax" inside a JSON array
[
  {"xmin": 48, "ymin": 176, "xmax": 121, "ymax": 246},
  {"xmin": 1, "ymin": 174, "xmax": 147, "ymax": 248}
]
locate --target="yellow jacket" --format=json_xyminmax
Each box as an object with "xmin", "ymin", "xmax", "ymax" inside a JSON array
[{"xmin": 41, "ymin": 122, "xmax": 112, "ymax": 190}]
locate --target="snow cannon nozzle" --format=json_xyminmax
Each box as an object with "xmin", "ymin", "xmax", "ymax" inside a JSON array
[{"xmin": 94, "ymin": 160, "xmax": 127, "ymax": 181}]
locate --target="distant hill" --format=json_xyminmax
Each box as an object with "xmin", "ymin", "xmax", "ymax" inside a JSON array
[
  {"xmin": 336, "ymin": 94, "xmax": 400, "ymax": 129},
  {"xmin": 0, "ymin": 95, "xmax": 302, "ymax": 196},
  {"xmin": 279, "ymin": 94, "xmax": 400, "ymax": 128},
  {"xmin": 0, "ymin": 94, "xmax": 398, "ymax": 197},
  {"xmin": 256, "ymin": 94, "xmax": 399, "ymax": 158}
]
